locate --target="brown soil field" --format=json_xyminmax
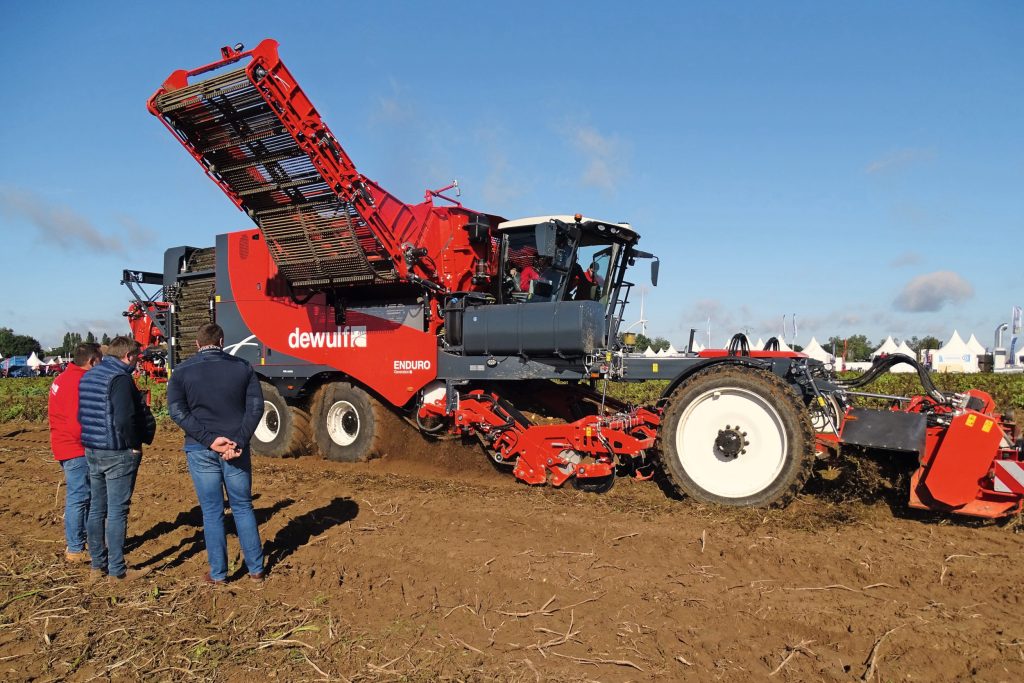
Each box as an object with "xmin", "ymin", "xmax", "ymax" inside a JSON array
[{"xmin": 1, "ymin": 422, "xmax": 1022, "ymax": 682}]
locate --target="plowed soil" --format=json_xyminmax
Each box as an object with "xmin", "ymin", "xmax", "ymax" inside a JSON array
[{"xmin": 1, "ymin": 422, "xmax": 1022, "ymax": 682}]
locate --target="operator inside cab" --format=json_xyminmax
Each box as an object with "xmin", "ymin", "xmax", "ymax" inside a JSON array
[{"xmin": 499, "ymin": 216, "xmax": 620, "ymax": 305}]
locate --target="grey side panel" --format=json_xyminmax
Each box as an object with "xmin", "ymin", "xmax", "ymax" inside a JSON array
[
  {"xmin": 437, "ymin": 352, "xmax": 589, "ymax": 381},
  {"xmin": 840, "ymin": 408, "xmax": 927, "ymax": 454}
]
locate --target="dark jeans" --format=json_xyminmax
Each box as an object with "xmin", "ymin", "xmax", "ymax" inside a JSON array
[
  {"xmin": 186, "ymin": 448, "xmax": 264, "ymax": 580},
  {"xmin": 85, "ymin": 448, "xmax": 141, "ymax": 577},
  {"xmin": 60, "ymin": 456, "xmax": 90, "ymax": 552}
]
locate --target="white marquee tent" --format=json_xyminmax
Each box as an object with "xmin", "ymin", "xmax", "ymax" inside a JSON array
[
  {"xmin": 871, "ymin": 336, "xmax": 901, "ymax": 358},
  {"xmin": 801, "ymin": 337, "xmax": 834, "ymax": 363},
  {"xmin": 26, "ymin": 352, "xmax": 42, "ymax": 369},
  {"xmin": 887, "ymin": 340, "xmax": 918, "ymax": 373},
  {"xmin": 932, "ymin": 330, "xmax": 977, "ymax": 372},
  {"xmin": 966, "ymin": 334, "xmax": 986, "ymax": 357}
]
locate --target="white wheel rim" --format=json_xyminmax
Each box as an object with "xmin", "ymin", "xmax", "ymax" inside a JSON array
[
  {"xmin": 254, "ymin": 401, "xmax": 281, "ymax": 443},
  {"xmin": 674, "ymin": 386, "xmax": 788, "ymax": 499},
  {"xmin": 326, "ymin": 400, "xmax": 360, "ymax": 447}
]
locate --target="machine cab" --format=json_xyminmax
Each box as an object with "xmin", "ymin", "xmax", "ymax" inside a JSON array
[{"xmin": 496, "ymin": 215, "xmax": 644, "ymax": 309}]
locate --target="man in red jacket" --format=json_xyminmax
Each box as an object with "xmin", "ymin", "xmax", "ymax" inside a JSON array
[{"xmin": 48, "ymin": 342, "xmax": 102, "ymax": 563}]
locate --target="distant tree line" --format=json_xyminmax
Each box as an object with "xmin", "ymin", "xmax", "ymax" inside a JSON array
[
  {"xmin": 0, "ymin": 327, "xmax": 113, "ymax": 359},
  {"xmin": 631, "ymin": 334, "xmax": 672, "ymax": 353},
  {"xmin": 59, "ymin": 331, "xmax": 111, "ymax": 357},
  {"xmin": 0, "ymin": 327, "xmax": 42, "ymax": 357},
  {"xmin": 824, "ymin": 335, "xmax": 942, "ymax": 362}
]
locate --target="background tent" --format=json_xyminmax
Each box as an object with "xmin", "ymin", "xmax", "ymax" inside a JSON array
[
  {"xmin": 801, "ymin": 337, "xmax": 834, "ymax": 363},
  {"xmin": 26, "ymin": 352, "xmax": 42, "ymax": 369},
  {"xmin": 871, "ymin": 336, "xmax": 900, "ymax": 358},
  {"xmin": 884, "ymin": 339, "xmax": 917, "ymax": 370},
  {"xmin": 642, "ymin": 346, "xmax": 658, "ymax": 357},
  {"xmin": 966, "ymin": 334, "xmax": 986, "ymax": 356},
  {"xmin": 933, "ymin": 330, "xmax": 976, "ymax": 372}
]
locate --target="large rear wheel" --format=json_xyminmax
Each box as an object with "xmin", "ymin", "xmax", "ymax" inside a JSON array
[
  {"xmin": 312, "ymin": 382, "xmax": 385, "ymax": 462},
  {"xmin": 656, "ymin": 366, "xmax": 813, "ymax": 507},
  {"xmin": 252, "ymin": 381, "xmax": 312, "ymax": 458}
]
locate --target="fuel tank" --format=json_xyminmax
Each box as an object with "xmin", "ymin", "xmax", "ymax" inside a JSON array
[{"xmin": 446, "ymin": 300, "xmax": 606, "ymax": 357}]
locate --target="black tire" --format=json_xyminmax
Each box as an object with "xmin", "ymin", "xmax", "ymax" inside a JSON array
[
  {"xmin": 655, "ymin": 366, "xmax": 813, "ymax": 508},
  {"xmin": 251, "ymin": 382, "xmax": 312, "ymax": 458},
  {"xmin": 312, "ymin": 382, "xmax": 384, "ymax": 463}
]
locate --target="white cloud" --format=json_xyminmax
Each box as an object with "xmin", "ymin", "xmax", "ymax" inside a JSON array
[
  {"xmin": 562, "ymin": 123, "xmax": 629, "ymax": 193},
  {"xmin": 889, "ymin": 251, "xmax": 922, "ymax": 267},
  {"xmin": 893, "ymin": 271, "xmax": 974, "ymax": 312},
  {"xmin": 865, "ymin": 147, "xmax": 936, "ymax": 174},
  {"xmin": 0, "ymin": 186, "xmax": 134, "ymax": 254},
  {"xmin": 368, "ymin": 78, "xmax": 415, "ymax": 126},
  {"xmin": 475, "ymin": 125, "xmax": 528, "ymax": 206}
]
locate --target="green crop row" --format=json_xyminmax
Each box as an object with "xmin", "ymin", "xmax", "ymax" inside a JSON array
[
  {"xmin": 3, "ymin": 372, "xmax": 1024, "ymax": 429},
  {"xmin": 0, "ymin": 378, "xmax": 170, "ymax": 426},
  {"xmin": 603, "ymin": 372, "xmax": 1024, "ymax": 412}
]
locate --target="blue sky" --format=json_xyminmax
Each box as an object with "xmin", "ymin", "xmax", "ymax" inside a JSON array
[{"xmin": 1, "ymin": 1, "xmax": 1021, "ymax": 351}]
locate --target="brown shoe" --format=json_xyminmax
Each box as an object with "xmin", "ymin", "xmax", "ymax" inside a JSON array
[
  {"xmin": 107, "ymin": 568, "xmax": 152, "ymax": 584},
  {"xmin": 87, "ymin": 568, "xmax": 106, "ymax": 584},
  {"xmin": 247, "ymin": 571, "xmax": 266, "ymax": 590},
  {"xmin": 202, "ymin": 572, "xmax": 226, "ymax": 586},
  {"xmin": 65, "ymin": 549, "xmax": 90, "ymax": 564}
]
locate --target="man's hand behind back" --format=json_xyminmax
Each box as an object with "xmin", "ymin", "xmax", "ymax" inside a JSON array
[{"xmin": 210, "ymin": 436, "xmax": 237, "ymax": 455}]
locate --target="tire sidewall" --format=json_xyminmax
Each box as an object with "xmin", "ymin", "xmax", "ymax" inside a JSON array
[
  {"xmin": 659, "ymin": 366, "xmax": 811, "ymax": 507},
  {"xmin": 314, "ymin": 382, "xmax": 377, "ymax": 462},
  {"xmin": 252, "ymin": 381, "xmax": 295, "ymax": 458}
]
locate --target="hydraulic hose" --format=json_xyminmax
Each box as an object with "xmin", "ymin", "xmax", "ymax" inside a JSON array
[
  {"xmin": 727, "ymin": 333, "xmax": 751, "ymax": 356},
  {"xmin": 835, "ymin": 353, "xmax": 947, "ymax": 404}
]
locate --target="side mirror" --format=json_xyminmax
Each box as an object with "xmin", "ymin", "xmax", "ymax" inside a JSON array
[
  {"xmin": 535, "ymin": 223, "xmax": 557, "ymax": 257},
  {"xmin": 651, "ymin": 257, "xmax": 660, "ymax": 286}
]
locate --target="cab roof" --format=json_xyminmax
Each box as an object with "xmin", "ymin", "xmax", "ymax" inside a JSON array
[{"xmin": 497, "ymin": 215, "xmax": 637, "ymax": 239}]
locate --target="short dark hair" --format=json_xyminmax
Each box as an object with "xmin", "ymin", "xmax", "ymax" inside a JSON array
[
  {"xmin": 73, "ymin": 342, "xmax": 102, "ymax": 367},
  {"xmin": 106, "ymin": 336, "xmax": 140, "ymax": 360},
  {"xmin": 196, "ymin": 323, "xmax": 225, "ymax": 347}
]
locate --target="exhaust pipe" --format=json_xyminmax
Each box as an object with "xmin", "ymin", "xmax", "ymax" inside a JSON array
[{"xmin": 994, "ymin": 322, "xmax": 1009, "ymax": 351}]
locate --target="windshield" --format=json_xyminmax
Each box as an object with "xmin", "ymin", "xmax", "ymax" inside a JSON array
[{"xmin": 499, "ymin": 223, "xmax": 621, "ymax": 305}]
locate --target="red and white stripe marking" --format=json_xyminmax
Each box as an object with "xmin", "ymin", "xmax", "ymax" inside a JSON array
[{"xmin": 994, "ymin": 461, "xmax": 1024, "ymax": 495}]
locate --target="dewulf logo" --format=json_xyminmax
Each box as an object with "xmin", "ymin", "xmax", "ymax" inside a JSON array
[
  {"xmin": 394, "ymin": 360, "xmax": 431, "ymax": 375},
  {"xmin": 288, "ymin": 326, "xmax": 367, "ymax": 349}
]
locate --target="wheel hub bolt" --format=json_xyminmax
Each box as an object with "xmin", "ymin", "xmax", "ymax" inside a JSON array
[{"xmin": 715, "ymin": 425, "xmax": 748, "ymax": 459}]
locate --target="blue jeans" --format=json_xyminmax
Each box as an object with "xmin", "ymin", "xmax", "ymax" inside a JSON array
[
  {"xmin": 85, "ymin": 448, "xmax": 141, "ymax": 577},
  {"xmin": 60, "ymin": 456, "xmax": 90, "ymax": 552},
  {"xmin": 186, "ymin": 448, "xmax": 264, "ymax": 580}
]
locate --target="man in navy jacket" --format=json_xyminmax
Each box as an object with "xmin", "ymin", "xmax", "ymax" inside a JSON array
[
  {"xmin": 167, "ymin": 323, "xmax": 265, "ymax": 585},
  {"xmin": 79, "ymin": 336, "xmax": 155, "ymax": 582}
]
